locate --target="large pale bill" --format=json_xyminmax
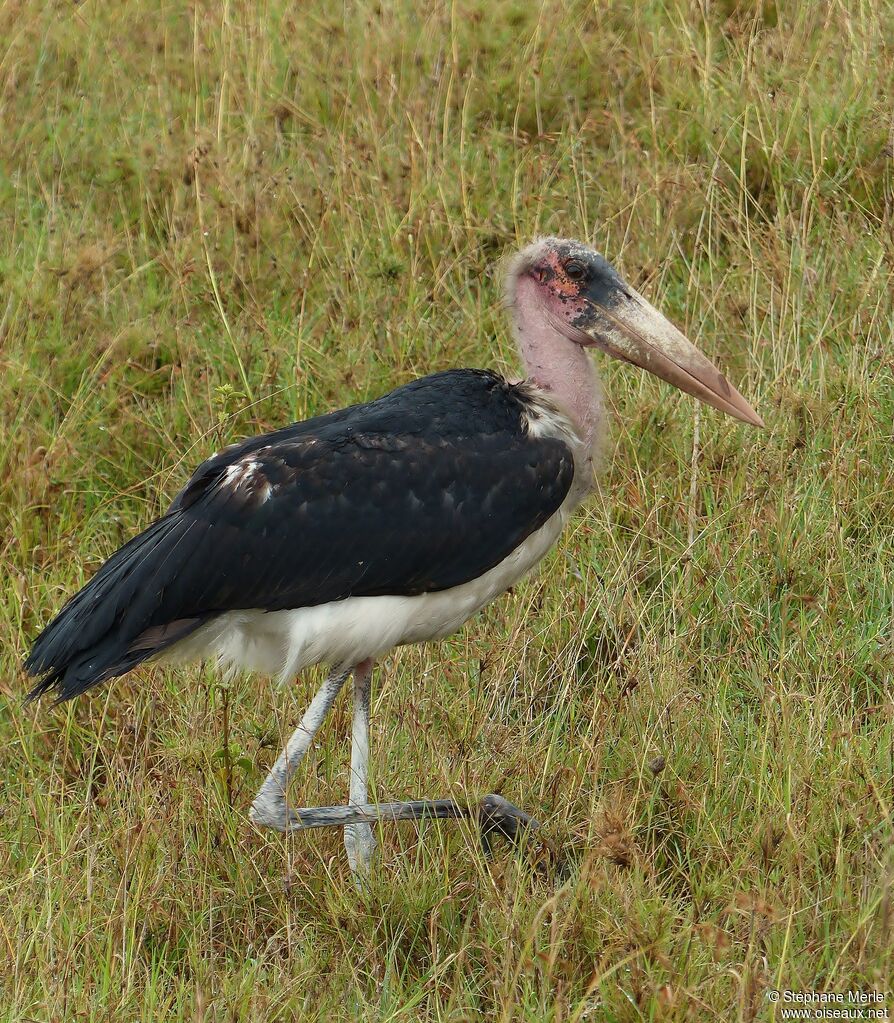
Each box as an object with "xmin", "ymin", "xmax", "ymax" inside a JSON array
[{"xmin": 564, "ymin": 286, "xmax": 764, "ymax": 427}]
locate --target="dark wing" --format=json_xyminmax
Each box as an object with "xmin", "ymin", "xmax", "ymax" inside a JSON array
[{"xmin": 25, "ymin": 370, "xmax": 574, "ymax": 700}]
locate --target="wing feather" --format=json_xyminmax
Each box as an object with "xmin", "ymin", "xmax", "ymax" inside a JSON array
[{"xmin": 25, "ymin": 370, "xmax": 575, "ymax": 700}]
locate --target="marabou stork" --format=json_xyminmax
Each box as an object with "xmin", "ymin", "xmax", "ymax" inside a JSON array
[{"xmin": 25, "ymin": 238, "xmax": 762, "ymax": 873}]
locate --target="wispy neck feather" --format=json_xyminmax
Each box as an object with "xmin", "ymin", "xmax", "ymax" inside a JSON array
[{"xmin": 511, "ymin": 276, "xmax": 603, "ymax": 453}]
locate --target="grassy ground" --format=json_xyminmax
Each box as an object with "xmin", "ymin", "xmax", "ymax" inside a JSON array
[{"xmin": 2, "ymin": 0, "xmax": 893, "ymax": 1018}]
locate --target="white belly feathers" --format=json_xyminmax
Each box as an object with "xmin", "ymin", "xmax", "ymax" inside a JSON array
[{"xmin": 163, "ymin": 499, "xmax": 573, "ymax": 682}]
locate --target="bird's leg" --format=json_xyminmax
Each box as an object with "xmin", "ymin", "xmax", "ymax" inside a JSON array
[
  {"xmin": 344, "ymin": 658, "xmax": 376, "ymax": 873},
  {"xmin": 285, "ymin": 794, "xmax": 539, "ymax": 854},
  {"xmin": 249, "ymin": 665, "xmax": 351, "ymax": 831},
  {"xmin": 249, "ymin": 665, "xmax": 537, "ymax": 860}
]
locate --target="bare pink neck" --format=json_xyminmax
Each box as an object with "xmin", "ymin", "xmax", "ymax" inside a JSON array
[{"xmin": 512, "ymin": 277, "xmax": 603, "ymax": 451}]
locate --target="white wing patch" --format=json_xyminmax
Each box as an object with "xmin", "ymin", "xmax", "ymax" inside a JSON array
[{"xmin": 222, "ymin": 457, "xmax": 273, "ymax": 502}]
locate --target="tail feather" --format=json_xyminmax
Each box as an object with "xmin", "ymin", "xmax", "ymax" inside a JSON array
[{"xmin": 24, "ymin": 515, "xmax": 207, "ymax": 702}]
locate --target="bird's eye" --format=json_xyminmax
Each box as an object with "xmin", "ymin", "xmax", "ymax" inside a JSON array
[{"xmin": 563, "ymin": 259, "xmax": 587, "ymax": 282}]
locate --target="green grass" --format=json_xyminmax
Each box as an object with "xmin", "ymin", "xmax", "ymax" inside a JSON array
[{"xmin": 2, "ymin": 0, "xmax": 894, "ymax": 1018}]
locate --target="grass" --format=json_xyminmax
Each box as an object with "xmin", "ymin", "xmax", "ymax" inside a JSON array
[{"xmin": 2, "ymin": 0, "xmax": 894, "ymax": 1018}]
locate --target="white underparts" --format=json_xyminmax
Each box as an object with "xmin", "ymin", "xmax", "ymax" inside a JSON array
[{"xmin": 163, "ymin": 497, "xmax": 577, "ymax": 681}]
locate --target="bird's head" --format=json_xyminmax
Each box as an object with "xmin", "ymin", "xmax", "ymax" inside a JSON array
[{"xmin": 506, "ymin": 237, "xmax": 763, "ymax": 427}]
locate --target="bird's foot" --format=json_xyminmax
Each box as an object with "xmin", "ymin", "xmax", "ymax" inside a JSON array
[
  {"xmin": 477, "ymin": 793, "xmax": 539, "ymax": 856},
  {"xmin": 251, "ymin": 793, "xmax": 538, "ymax": 849}
]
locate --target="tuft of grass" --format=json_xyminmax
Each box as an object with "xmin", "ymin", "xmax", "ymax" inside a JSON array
[{"xmin": 2, "ymin": 0, "xmax": 893, "ymax": 1018}]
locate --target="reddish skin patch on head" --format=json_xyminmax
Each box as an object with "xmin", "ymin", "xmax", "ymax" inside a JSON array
[
  {"xmin": 542, "ymin": 250, "xmax": 583, "ymax": 298},
  {"xmin": 523, "ymin": 250, "xmax": 589, "ymax": 333}
]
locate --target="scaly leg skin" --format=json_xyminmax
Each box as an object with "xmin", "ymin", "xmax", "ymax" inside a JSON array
[
  {"xmin": 249, "ymin": 663, "xmax": 539, "ymax": 864},
  {"xmin": 287, "ymin": 794, "xmax": 539, "ymax": 855},
  {"xmin": 344, "ymin": 659, "xmax": 376, "ymax": 874},
  {"xmin": 249, "ymin": 666, "xmax": 351, "ymax": 831}
]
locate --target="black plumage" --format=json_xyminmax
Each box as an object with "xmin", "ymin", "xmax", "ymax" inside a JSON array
[{"xmin": 25, "ymin": 369, "xmax": 574, "ymax": 703}]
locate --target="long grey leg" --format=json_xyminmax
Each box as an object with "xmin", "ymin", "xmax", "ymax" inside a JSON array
[
  {"xmin": 249, "ymin": 663, "xmax": 538, "ymax": 863},
  {"xmin": 344, "ymin": 659, "xmax": 376, "ymax": 872},
  {"xmin": 249, "ymin": 666, "xmax": 351, "ymax": 831},
  {"xmin": 285, "ymin": 794, "xmax": 539, "ymax": 854}
]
